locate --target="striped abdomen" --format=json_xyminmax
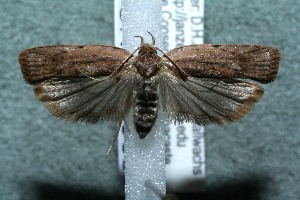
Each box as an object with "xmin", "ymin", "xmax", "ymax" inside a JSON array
[{"xmin": 133, "ymin": 79, "xmax": 158, "ymax": 139}]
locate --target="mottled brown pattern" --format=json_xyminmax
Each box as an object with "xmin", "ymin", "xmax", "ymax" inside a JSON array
[
  {"xmin": 165, "ymin": 44, "xmax": 280, "ymax": 83},
  {"xmin": 19, "ymin": 45, "xmax": 131, "ymax": 84}
]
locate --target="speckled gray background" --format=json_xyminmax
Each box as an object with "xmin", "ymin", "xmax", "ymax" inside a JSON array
[{"xmin": 1, "ymin": 1, "xmax": 299, "ymax": 200}]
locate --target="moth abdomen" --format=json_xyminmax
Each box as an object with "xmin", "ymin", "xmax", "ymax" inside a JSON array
[{"xmin": 133, "ymin": 80, "xmax": 158, "ymax": 139}]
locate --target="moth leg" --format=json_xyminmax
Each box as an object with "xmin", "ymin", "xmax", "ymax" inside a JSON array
[
  {"xmin": 123, "ymin": 119, "xmax": 130, "ymax": 133},
  {"xmin": 105, "ymin": 120, "xmax": 123, "ymax": 158}
]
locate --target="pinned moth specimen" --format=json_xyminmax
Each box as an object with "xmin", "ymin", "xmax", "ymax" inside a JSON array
[{"xmin": 19, "ymin": 32, "xmax": 280, "ymax": 142}]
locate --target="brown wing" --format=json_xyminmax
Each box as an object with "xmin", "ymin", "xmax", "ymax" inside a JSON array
[
  {"xmin": 19, "ymin": 45, "xmax": 131, "ymax": 84},
  {"xmin": 33, "ymin": 66, "xmax": 138, "ymax": 124},
  {"xmin": 158, "ymin": 66, "xmax": 264, "ymax": 126},
  {"xmin": 164, "ymin": 44, "xmax": 280, "ymax": 83}
]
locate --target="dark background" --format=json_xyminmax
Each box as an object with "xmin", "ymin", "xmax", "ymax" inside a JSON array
[{"xmin": 1, "ymin": 1, "xmax": 299, "ymax": 200}]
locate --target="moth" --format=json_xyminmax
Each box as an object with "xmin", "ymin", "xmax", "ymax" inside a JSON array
[{"xmin": 19, "ymin": 32, "xmax": 280, "ymax": 141}]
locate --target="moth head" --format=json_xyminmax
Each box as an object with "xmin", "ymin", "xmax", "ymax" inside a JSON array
[
  {"xmin": 137, "ymin": 43, "xmax": 157, "ymax": 56},
  {"xmin": 135, "ymin": 31, "xmax": 157, "ymax": 56}
]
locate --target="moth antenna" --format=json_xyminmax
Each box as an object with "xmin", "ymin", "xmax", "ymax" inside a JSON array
[
  {"xmin": 134, "ymin": 35, "xmax": 145, "ymax": 45},
  {"xmin": 156, "ymin": 48, "xmax": 188, "ymax": 81},
  {"xmin": 147, "ymin": 31, "xmax": 155, "ymax": 45},
  {"xmin": 105, "ymin": 120, "xmax": 123, "ymax": 158},
  {"xmin": 110, "ymin": 47, "xmax": 139, "ymax": 77}
]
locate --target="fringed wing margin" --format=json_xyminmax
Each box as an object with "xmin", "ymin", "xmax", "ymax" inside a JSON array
[
  {"xmin": 34, "ymin": 69, "xmax": 137, "ymax": 124},
  {"xmin": 158, "ymin": 70, "xmax": 264, "ymax": 126}
]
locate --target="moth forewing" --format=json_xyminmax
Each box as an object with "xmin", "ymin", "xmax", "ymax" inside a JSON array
[
  {"xmin": 19, "ymin": 45, "xmax": 131, "ymax": 84},
  {"xmin": 164, "ymin": 44, "xmax": 280, "ymax": 83}
]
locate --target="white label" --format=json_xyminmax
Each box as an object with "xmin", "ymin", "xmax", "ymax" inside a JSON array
[
  {"xmin": 114, "ymin": 0, "xmax": 205, "ymax": 193},
  {"xmin": 114, "ymin": 0, "xmax": 123, "ymax": 48},
  {"xmin": 164, "ymin": 121, "xmax": 205, "ymax": 192},
  {"xmin": 161, "ymin": 0, "xmax": 204, "ymax": 51}
]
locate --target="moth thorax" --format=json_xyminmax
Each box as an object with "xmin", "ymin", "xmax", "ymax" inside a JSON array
[
  {"xmin": 133, "ymin": 79, "xmax": 158, "ymax": 139},
  {"xmin": 134, "ymin": 53, "xmax": 161, "ymax": 78}
]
